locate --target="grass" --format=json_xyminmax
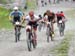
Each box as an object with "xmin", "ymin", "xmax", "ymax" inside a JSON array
[
  {"xmin": 50, "ymin": 31, "xmax": 74, "ymax": 56},
  {"xmin": 0, "ymin": 0, "xmax": 8, "ymax": 4},
  {"xmin": 0, "ymin": 6, "xmax": 12, "ymax": 29},
  {"xmin": 0, "ymin": 0, "xmax": 14, "ymax": 4},
  {"xmin": 0, "ymin": 0, "xmax": 37, "ymax": 29}
]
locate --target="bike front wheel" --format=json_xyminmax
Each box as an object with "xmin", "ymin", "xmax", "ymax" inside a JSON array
[{"xmin": 27, "ymin": 32, "xmax": 32, "ymax": 51}]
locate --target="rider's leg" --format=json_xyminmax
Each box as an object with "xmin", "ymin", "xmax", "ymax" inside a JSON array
[
  {"xmin": 18, "ymin": 26, "xmax": 21, "ymax": 41},
  {"xmin": 51, "ymin": 23, "xmax": 54, "ymax": 34},
  {"xmin": 12, "ymin": 20, "xmax": 16, "ymax": 35},
  {"xmin": 33, "ymin": 27, "xmax": 37, "ymax": 45},
  {"xmin": 14, "ymin": 25, "xmax": 18, "ymax": 42},
  {"xmin": 13, "ymin": 23, "xmax": 16, "ymax": 35}
]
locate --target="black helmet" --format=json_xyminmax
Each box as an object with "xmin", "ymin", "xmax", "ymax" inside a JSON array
[{"xmin": 60, "ymin": 11, "xmax": 63, "ymax": 13}]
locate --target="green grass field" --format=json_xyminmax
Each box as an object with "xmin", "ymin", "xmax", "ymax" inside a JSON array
[
  {"xmin": 0, "ymin": 0, "xmax": 8, "ymax": 4},
  {"xmin": 0, "ymin": 7, "xmax": 12, "ymax": 29},
  {"xmin": 50, "ymin": 31, "xmax": 74, "ymax": 56}
]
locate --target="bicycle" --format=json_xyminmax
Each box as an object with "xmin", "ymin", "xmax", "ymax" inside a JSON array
[
  {"xmin": 46, "ymin": 22, "xmax": 54, "ymax": 42},
  {"xmin": 14, "ymin": 21, "xmax": 24, "ymax": 42},
  {"xmin": 14, "ymin": 21, "xmax": 22, "ymax": 42},
  {"xmin": 26, "ymin": 24, "xmax": 37, "ymax": 51}
]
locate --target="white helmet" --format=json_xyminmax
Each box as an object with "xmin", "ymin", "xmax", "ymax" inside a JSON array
[{"xmin": 13, "ymin": 6, "xmax": 18, "ymax": 10}]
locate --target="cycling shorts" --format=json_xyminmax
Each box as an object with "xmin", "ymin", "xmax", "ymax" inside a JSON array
[{"xmin": 28, "ymin": 21, "xmax": 38, "ymax": 31}]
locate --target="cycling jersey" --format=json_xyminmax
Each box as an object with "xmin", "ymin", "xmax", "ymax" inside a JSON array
[
  {"xmin": 25, "ymin": 15, "xmax": 40, "ymax": 30},
  {"xmin": 10, "ymin": 11, "xmax": 23, "ymax": 22},
  {"xmin": 56, "ymin": 13, "xmax": 65, "ymax": 22},
  {"xmin": 57, "ymin": 14, "xmax": 62, "ymax": 21},
  {"xmin": 25, "ymin": 15, "xmax": 39, "ymax": 21},
  {"xmin": 47, "ymin": 12, "xmax": 55, "ymax": 22}
]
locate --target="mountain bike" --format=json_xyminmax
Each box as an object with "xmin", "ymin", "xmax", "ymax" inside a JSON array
[
  {"xmin": 15, "ymin": 21, "xmax": 21, "ymax": 42},
  {"xmin": 26, "ymin": 21, "xmax": 38, "ymax": 51}
]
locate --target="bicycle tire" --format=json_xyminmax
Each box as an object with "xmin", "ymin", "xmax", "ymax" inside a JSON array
[
  {"xmin": 47, "ymin": 27, "xmax": 50, "ymax": 42},
  {"xmin": 27, "ymin": 32, "xmax": 32, "ymax": 51}
]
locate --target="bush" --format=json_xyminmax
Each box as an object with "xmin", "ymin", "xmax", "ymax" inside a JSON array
[
  {"xmin": 0, "ymin": 7, "xmax": 12, "ymax": 29},
  {"xmin": 0, "ymin": 0, "xmax": 7, "ymax": 4}
]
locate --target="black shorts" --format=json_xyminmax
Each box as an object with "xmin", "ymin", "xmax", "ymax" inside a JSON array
[
  {"xmin": 28, "ymin": 21, "xmax": 38, "ymax": 30},
  {"xmin": 57, "ymin": 19, "xmax": 62, "ymax": 23},
  {"xmin": 13, "ymin": 16, "xmax": 21, "ymax": 24},
  {"xmin": 57, "ymin": 16, "xmax": 62, "ymax": 22}
]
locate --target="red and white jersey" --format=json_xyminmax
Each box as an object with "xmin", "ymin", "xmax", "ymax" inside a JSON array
[{"xmin": 25, "ymin": 15, "xmax": 39, "ymax": 21}]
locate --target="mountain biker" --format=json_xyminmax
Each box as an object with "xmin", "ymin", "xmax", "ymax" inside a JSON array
[
  {"xmin": 45, "ymin": 10, "xmax": 56, "ymax": 35},
  {"xmin": 23, "ymin": 11, "xmax": 40, "ymax": 45},
  {"xmin": 56, "ymin": 11, "xmax": 66, "ymax": 28},
  {"xmin": 9, "ymin": 6, "xmax": 23, "ymax": 41},
  {"xmin": 9, "ymin": 7, "xmax": 23, "ymax": 23}
]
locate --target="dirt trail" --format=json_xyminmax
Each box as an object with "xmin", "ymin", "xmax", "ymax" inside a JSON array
[{"xmin": 0, "ymin": 3, "xmax": 75, "ymax": 56}]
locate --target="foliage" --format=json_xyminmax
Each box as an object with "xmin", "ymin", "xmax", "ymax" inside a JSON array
[
  {"xmin": 50, "ymin": 31, "xmax": 74, "ymax": 56},
  {"xmin": 0, "ymin": 7, "xmax": 12, "ymax": 29}
]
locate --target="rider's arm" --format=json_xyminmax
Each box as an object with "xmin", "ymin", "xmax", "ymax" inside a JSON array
[
  {"xmin": 21, "ymin": 15, "xmax": 29, "ymax": 24},
  {"xmin": 60, "ymin": 13, "xmax": 65, "ymax": 19},
  {"xmin": 9, "ymin": 11, "xmax": 14, "ymax": 21},
  {"xmin": 61, "ymin": 13, "xmax": 67, "ymax": 22},
  {"xmin": 34, "ymin": 15, "xmax": 41, "ymax": 21},
  {"xmin": 9, "ymin": 15, "xmax": 12, "ymax": 21},
  {"xmin": 21, "ymin": 16, "xmax": 25, "ymax": 24}
]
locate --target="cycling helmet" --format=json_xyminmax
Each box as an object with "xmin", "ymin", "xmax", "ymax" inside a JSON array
[
  {"xmin": 60, "ymin": 11, "xmax": 63, "ymax": 13},
  {"xmin": 29, "ymin": 11, "xmax": 34, "ymax": 17},
  {"xmin": 46, "ymin": 10, "xmax": 51, "ymax": 15},
  {"xmin": 13, "ymin": 6, "xmax": 18, "ymax": 10}
]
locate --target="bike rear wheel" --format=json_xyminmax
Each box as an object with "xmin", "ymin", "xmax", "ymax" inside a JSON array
[{"xmin": 59, "ymin": 23, "xmax": 64, "ymax": 36}]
